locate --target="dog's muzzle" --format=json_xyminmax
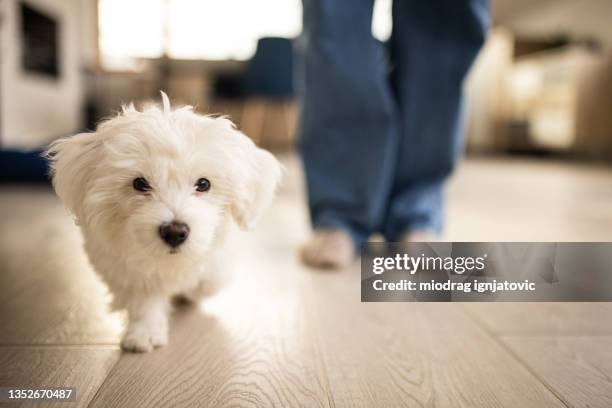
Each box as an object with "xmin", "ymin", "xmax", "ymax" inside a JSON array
[{"xmin": 159, "ymin": 221, "xmax": 190, "ymax": 248}]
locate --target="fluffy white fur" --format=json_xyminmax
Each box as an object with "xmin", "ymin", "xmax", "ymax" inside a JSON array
[{"xmin": 46, "ymin": 92, "xmax": 281, "ymax": 352}]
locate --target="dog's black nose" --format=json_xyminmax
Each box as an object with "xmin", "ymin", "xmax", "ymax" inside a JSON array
[{"xmin": 159, "ymin": 221, "xmax": 190, "ymax": 248}]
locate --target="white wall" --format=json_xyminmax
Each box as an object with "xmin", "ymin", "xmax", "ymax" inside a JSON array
[{"xmin": 0, "ymin": 0, "xmax": 83, "ymax": 149}]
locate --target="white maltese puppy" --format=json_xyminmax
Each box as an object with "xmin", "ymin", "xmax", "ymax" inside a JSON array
[{"xmin": 46, "ymin": 92, "xmax": 281, "ymax": 352}]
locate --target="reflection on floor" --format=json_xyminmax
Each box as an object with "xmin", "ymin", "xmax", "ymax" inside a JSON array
[{"xmin": 1, "ymin": 155, "xmax": 611, "ymax": 407}]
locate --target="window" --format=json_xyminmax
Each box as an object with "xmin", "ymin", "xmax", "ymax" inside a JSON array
[{"xmin": 98, "ymin": 0, "xmax": 391, "ymax": 69}]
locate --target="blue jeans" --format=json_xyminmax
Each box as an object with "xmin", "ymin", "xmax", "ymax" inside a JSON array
[{"xmin": 298, "ymin": 0, "xmax": 488, "ymax": 247}]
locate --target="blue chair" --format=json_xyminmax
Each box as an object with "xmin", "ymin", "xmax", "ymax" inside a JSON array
[
  {"xmin": 245, "ymin": 37, "xmax": 294, "ymax": 98},
  {"xmin": 241, "ymin": 37, "xmax": 296, "ymax": 146}
]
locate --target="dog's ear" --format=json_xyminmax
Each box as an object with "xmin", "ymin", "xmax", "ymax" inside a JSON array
[
  {"xmin": 230, "ymin": 138, "xmax": 282, "ymax": 230},
  {"xmin": 45, "ymin": 132, "xmax": 104, "ymax": 223}
]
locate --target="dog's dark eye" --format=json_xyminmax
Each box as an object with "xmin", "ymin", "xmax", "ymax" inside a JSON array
[
  {"xmin": 133, "ymin": 177, "xmax": 152, "ymax": 192},
  {"xmin": 195, "ymin": 177, "xmax": 211, "ymax": 192}
]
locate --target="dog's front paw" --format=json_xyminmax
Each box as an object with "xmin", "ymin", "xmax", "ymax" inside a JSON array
[{"xmin": 121, "ymin": 322, "xmax": 168, "ymax": 353}]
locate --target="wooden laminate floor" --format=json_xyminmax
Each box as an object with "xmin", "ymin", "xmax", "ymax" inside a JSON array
[{"xmin": 1, "ymin": 155, "xmax": 611, "ymax": 407}]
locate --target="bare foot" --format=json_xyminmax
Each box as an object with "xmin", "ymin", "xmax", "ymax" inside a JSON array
[{"xmin": 300, "ymin": 229, "xmax": 355, "ymax": 269}]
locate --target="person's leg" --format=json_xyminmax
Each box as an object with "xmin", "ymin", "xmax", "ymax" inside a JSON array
[
  {"xmin": 298, "ymin": 0, "xmax": 398, "ymax": 264},
  {"xmin": 383, "ymin": 0, "xmax": 489, "ymax": 240}
]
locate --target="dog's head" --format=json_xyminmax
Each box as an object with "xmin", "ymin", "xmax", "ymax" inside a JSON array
[{"xmin": 46, "ymin": 92, "xmax": 281, "ymax": 261}]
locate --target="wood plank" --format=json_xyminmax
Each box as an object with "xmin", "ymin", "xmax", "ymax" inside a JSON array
[
  {"xmin": 303, "ymin": 268, "xmax": 566, "ymax": 407},
  {"xmin": 501, "ymin": 336, "xmax": 612, "ymax": 408},
  {"xmin": 463, "ymin": 303, "xmax": 612, "ymax": 335},
  {"xmin": 0, "ymin": 188, "xmax": 123, "ymax": 345},
  {"xmin": 0, "ymin": 346, "xmax": 119, "ymax": 408},
  {"xmin": 446, "ymin": 158, "xmax": 612, "ymax": 241}
]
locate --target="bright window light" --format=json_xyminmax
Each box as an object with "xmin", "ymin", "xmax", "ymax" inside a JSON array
[
  {"xmin": 98, "ymin": 0, "xmax": 302, "ymax": 67},
  {"xmin": 98, "ymin": 0, "xmax": 391, "ymax": 68},
  {"xmin": 372, "ymin": 0, "xmax": 392, "ymax": 42},
  {"xmin": 98, "ymin": 0, "xmax": 165, "ymax": 59},
  {"xmin": 168, "ymin": 0, "xmax": 301, "ymax": 60}
]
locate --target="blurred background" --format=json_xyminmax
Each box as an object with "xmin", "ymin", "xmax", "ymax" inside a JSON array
[
  {"xmin": 2, "ymin": 0, "xmax": 612, "ymax": 157},
  {"xmin": 1, "ymin": 0, "xmax": 612, "ymax": 242}
]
